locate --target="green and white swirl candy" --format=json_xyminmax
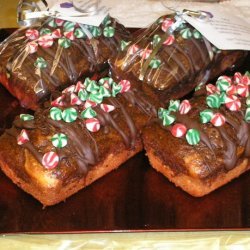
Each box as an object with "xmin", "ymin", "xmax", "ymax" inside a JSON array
[
  {"xmin": 78, "ymin": 89, "xmax": 88, "ymax": 101},
  {"xmin": 98, "ymin": 77, "xmax": 114, "ymax": 87},
  {"xmin": 120, "ymin": 40, "xmax": 131, "ymax": 51},
  {"xmin": 149, "ymin": 59, "xmax": 161, "ymax": 69},
  {"xmin": 74, "ymin": 28, "xmax": 86, "ymax": 38},
  {"xmin": 48, "ymin": 19, "xmax": 57, "ymax": 28},
  {"xmin": 62, "ymin": 108, "xmax": 78, "ymax": 123},
  {"xmin": 40, "ymin": 28, "xmax": 52, "ymax": 36},
  {"xmin": 245, "ymin": 107, "xmax": 250, "ymax": 122},
  {"xmin": 58, "ymin": 37, "xmax": 71, "ymax": 48},
  {"xmin": 86, "ymin": 80, "xmax": 100, "ymax": 94},
  {"xmin": 206, "ymin": 94, "xmax": 221, "ymax": 108},
  {"xmin": 162, "ymin": 113, "xmax": 175, "ymax": 126},
  {"xmin": 180, "ymin": 28, "xmax": 192, "ymax": 39},
  {"xmin": 50, "ymin": 107, "xmax": 62, "ymax": 121},
  {"xmin": 89, "ymin": 92, "xmax": 103, "ymax": 104},
  {"xmin": 91, "ymin": 27, "xmax": 102, "ymax": 37},
  {"xmin": 99, "ymin": 86, "xmax": 111, "ymax": 98},
  {"xmin": 20, "ymin": 114, "xmax": 34, "ymax": 121},
  {"xmin": 168, "ymin": 100, "xmax": 180, "ymax": 112},
  {"xmin": 216, "ymin": 76, "xmax": 231, "ymax": 92},
  {"xmin": 219, "ymin": 92, "xmax": 227, "ymax": 104},
  {"xmin": 200, "ymin": 109, "xmax": 214, "ymax": 123},
  {"xmin": 81, "ymin": 107, "xmax": 97, "ymax": 119},
  {"xmin": 103, "ymin": 26, "xmax": 115, "ymax": 37},
  {"xmin": 51, "ymin": 133, "xmax": 68, "ymax": 148},
  {"xmin": 246, "ymin": 96, "xmax": 250, "ymax": 107},
  {"xmin": 63, "ymin": 21, "xmax": 75, "ymax": 32},
  {"xmin": 158, "ymin": 107, "xmax": 168, "ymax": 119},
  {"xmin": 112, "ymin": 82, "xmax": 122, "ymax": 97},
  {"xmin": 102, "ymin": 15, "xmax": 112, "ymax": 26},
  {"xmin": 193, "ymin": 29, "xmax": 202, "ymax": 39},
  {"xmin": 186, "ymin": 129, "xmax": 200, "ymax": 145},
  {"xmin": 34, "ymin": 57, "xmax": 47, "ymax": 69},
  {"xmin": 152, "ymin": 34, "xmax": 161, "ymax": 48}
]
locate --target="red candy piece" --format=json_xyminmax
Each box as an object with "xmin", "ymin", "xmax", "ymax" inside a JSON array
[
  {"xmin": 233, "ymin": 72, "xmax": 242, "ymax": 84},
  {"xmin": 62, "ymin": 85, "xmax": 75, "ymax": 94},
  {"xmin": 179, "ymin": 100, "xmax": 191, "ymax": 115},
  {"xmin": 17, "ymin": 129, "xmax": 29, "ymax": 145},
  {"xmin": 171, "ymin": 123, "xmax": 187, "ymax": 138},
  {"xmin": 225, "ymin": 95, "xmax": 241, "ymax": 111},
  {"xmin": 52, "ymin": 29, "xmax": 62, "ymax": 38},
  {"xmin": 237, "ymin": 83, "xmax": 249, "ymax": 97},
  {"xmin": 206, "ymin": 84, "xmax": 220, "ymax": 95},
  {"xmin": 75, "ymin": 81, "xmax": 84, "ymax": 92},
  {"xmin": 64, "ymin": 31, "xmax": 75, "ymax": 41},
  {"xmin": 128, "ymin": 44, "xmax": 139, "ymax": 55},
  {"xmin": 85, "ymin": 118, "xmax": 100, "ymax": 132},
  {"xmin": 25, "ymin": 29, "xmax": 39, "ymax": 40},
  {"xmin": 42, "ymin": 152, "xmax": 59, "ymax": 169},
  {"xmin": 84, "ymin": 100, "xmax": 97, "ymax": 109},
  {"xmin": 100, "ymin": 104, "xmax": 115, "ymax": 113},
  {"xmin": 38, "ymin": 34, "xmax": 53, "ymax": 48},
  {"xmin": 161, "ymin": 18, "xmax": 174, "ymax": 32},
  {"xmin": 70, "ymin": 93, "xmax": 82, "ymax": 105},
  {"xmin": 51, "ymin": 95, "xmax": 65, "ymax": 107},
  {"xmin": 27, "ymin": 41, "xmax": 38, "ymax": 54},
  {"xmin": 55, "ymin": 19, "xmax": 65, "ymax": 26},
  {"xmin": 226, "ymin": 85, "xmax": 237, "ymax": 96},
  {"xmin": 242, "ymin": 75, "xmax": 250, "ymax": 85},
  {"xmin": 139, "ymin": 49, "xmax": 152, "ymax": 60},
  {"xmin": 119, "ymin": 80, "xmax": 131, "ymax": 93},
  {"xmin": 211, "ymin": 113, "xmax": 226, "ymax": 127},
  {"xmin": 163, "ymin": 35, "xmax": 175, "ymax": 46}
]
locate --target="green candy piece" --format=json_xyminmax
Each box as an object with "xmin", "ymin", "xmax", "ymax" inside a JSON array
[
  {"xmin": 180, "ymin": 28, "xmax": 192, "ymax": 39},
  {"xmin": 195, "ymin": 82, "xmax": 204, "ymax": 92},
  {"xmin": 200, "ymin": 109, "xmax": 214, "ymax": 123},
  {"xmin": 99, "ymin": 85, "xmax": 111, "ymax": 98},
  {"xmin": 149, "ymin": 59, "xmax": 161, "ymax": 69},
  {"xmin": 158, "ymin": 107, "xmax": 168, "ymax": 119},
  {"xmin": 63, "ymin": 21, "xmax": 75, "ymax": 32},
  {"xmin": 245, "ymin": 107, "xmax": 250, "ymax": 122},
  {"xmin": 206, "ymin": 94, "xmax": 221, "ymax": 109},
  {"xmin": 244, "ymin": 71, "xmax": 250, "ymax": 78},
  {"xmin": 89, "ymin": 92, "xmax": 103, "ymax": 104},
  {"xmin": 34, "ymin": 57, "xmax": 47, "ymax": 69},
  {"xmin": 83, "ymin": 78, "xmax": 92, "ymax": 88},
  {"xmin": 162, "ymin": 113, "xmax": 175, "ymax": 126},
  {"xmin": 40, "ymin": 28, "xmax": 52, "ymax": 36},
  {"xmin": 74, "ymin": 28, "xmax": 86, "ymax": 38},
  {"xmin": 91, "ymin": 27, "xmax": 102, "ymax": 37},
  {"xmin": 86, "ymin": 80, "xmax": 100, "ymax": 94},
  {"xmin": 103, "ymin": 26, "xmax": 115, "ymax": 38},
  {"xmin": 152, "ymin": 34, "xmax": 161, "ymax": 48},
  {"xmin": 186, "ymin": 129, "xmax": 200, "ymax": 145},
  {"xmin": 78, "ymin": 89, "xmax": 88, "ymax": 101},
  {"xmin": 51, "ymin": 133, "xmax": 67, "ymax": 148},
  {"xmin": 81, "ymin": 107, "xmax": 97, "ymax": 119},
  {"xmin": 98, "ymin": 77, "xmax": 114, "ymax": 87},
  {"xmin": 246, "ymin": 96, "xmax": 250, "ymax": 107},
  {"xmin": 168, "ymin": 100, "xmax": 180, "ymax": 112},
  {"xmin": 193, "ymin": 29, "xmax": 202, "ymax": 39},
  {"xmin": 20, "ymin": 114, "xmax": 34, "ymax": 121},
  {"xmin": 50, "ymin": 107, "xmax": 62, "ymax": 121},
  {"xmin": 58, "ymin": 37, "xmax": 72, "ymax": 48},
  {"xmin": 48, "ymin": 19, "xmax": 57, "ymax": 28},
  {"xmin": 216, "ymin": 76, "xmax": 231, "ymax": 92},
  {"xmin": 102, "ymin": 15, "xmax": 112, "ymax": 26},
  {"xmin": 219, "ymin": 92, "xmax": 227, "ymax": 104},
  {"xmin": 112, "ymin": 82, "xmax": 122, "ymax": 97},
  {"xmin": 120, "ymin": 40, "xmax": 131, "ymax": 51},
  {"xmin": 62, "ymin": 108, "xmax": 78, "ymax": 123}
]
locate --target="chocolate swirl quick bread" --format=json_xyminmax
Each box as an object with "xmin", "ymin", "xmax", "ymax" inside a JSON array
[
  {"xmin": 0, "ymin": 76, "xmax": 157, "ymax": 206},
  {"xmin": 0, "ymin": 16, "xmax": 130, "ymax": 110},
  {"xmin": 112, "ymin": 14, "xmax": 247, "ymax": 106},
  {"xmin": 143, "ymin": 72, "xmax": 250, "ymax": 197}
]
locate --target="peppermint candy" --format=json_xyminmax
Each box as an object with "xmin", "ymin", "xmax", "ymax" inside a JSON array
[
  {"xmin": 85, "ymin": 118, "xmax": 100, "ymax": 132},
  {"xmin": 233, "ymin": 72, "xmax": 242, "ymax": 84},
  {"xmin": 50, "ymin": 107, "xmax": 63, "ymax": 121},
  {"xmin": 27, "ymin": 41, "xmax": 38, "ymax": 54},
  {"xmin": 210, "ymin": 113, "xmax": 226, "ymax": 127},
  {"xmin": 55, "ymin": 18, "xmax": 65, "ymax": 26},
  {"xmin": 51, "ymin": 95, "xmax": 65, "ymax": 107},
  {"xmin": 162, "ymin": 112, "xmax": 175, "ymax": 126},
  {"xmin": 103, "ymin": 26, "xmax": 115, "ymax": 37},
  {"xmin": 58, "ymin": 37, "xmax": 72, "ymax": 48},
  {"xmin": 120, "ymin": 40, "xmax": 131, "ymax": 51},
  {"xmin": 99, "ymin": 86, "xmax": 111, "ymax": 98},
  {"xmin": 179, "ymin": 100, "xmax": 191, "ymax": 115},
  {"xmin": 237, "ymin": 83, "xmax": 249, "ymax": 97},
  {"xmin": 193, "ymin": 29, "xmax": 202, "ymax": 39},
  {"xmin": 63, "ymin": 21, "xmax": 75, "ymax": 32},
  {"xmin": 242, "ymin": 75, "xmax": 250, "ymax": 85},
  {"xmin": 180, "ymin": 28, "xmax": 192, "ymax": 39},
  {"xmin": 40, "ymin": 28, "xmax": 52, "ymax": 36},
  {"xmin": 158, "ymin": 107, "xmax": 168, "ymax": 119},
  {"xmin": 100, "ymin": 104, "xmax": 115, "ymax": 113},
  {"xmin": 91, "ymin": 27, "xmax": 102, "ymax": 37},
  {"xmin": 186, "ymin": 129, "xmax": 200, "ymax": 145},
  {"xmin": 62, "ymin": 108, "xmax": 78, "ymax": 122},
  {"xmin": 168, "ymin": 100, "xmax": 180, "ymax": 112},
  {"xmin": 98, "ymin": 78, "xmax": 114, "ymax": 89},
  {"xmin": 216, "ymin": 76, "xmax": 232, "ymax": 92},
  {"xmin": 25, "ymin": 29, "xmax": 39, "ymax": 40},
  {"xmin": 52, "ymin": 29, "xmax": 62, "ymax": 39},
  {"xmin": 206, "ymin": 94, "xmax": 221, "ymax": 108},
  {"xmin": 200, "ymin": 109, "xmax": 213, "ymax": 123},
  {"xmin": 245, "ymin": 107, "xmax": 250, "ymax": 122},
  {"xmin": 81, "ymin": 107, "xmax": 97, "ymax": 119},
  {"xmin": 75, "ymin": 81, "xmax": 84, "ymax": 92},
  {"xmin": 86, "ymin": 80, "xmax": 99, "ymax": 93},
  {"xmin": 17, "ymin": 129, "xmax": 29, "ymax": 145},
  {"xmin": 225, "ymin": 95, "xmax": 241, "ymax": 111},
  {"xmin": 206, "ymin": 84, "xmax": 220, "ymax": 95},
  {"xmin": 62, "ymin": 85, "xmax": 75, "ymax": 94},
  {"xmin": 161, "ymin": 18, "xmax": 174, "ymax": 32},
  {"xmin": 219, "ymin": 92, "xmax": 227, "ymax": 104},
  {"xmin": 38, "ymin": 34, "xmax": 53, "ymax": 48},
  {"xmin": 119, "ymin": 80, "xmax": 131, "ymax": 93},
  {"xmin": 149, "ymin": 59, "xmax": 161, "ymax": 69},
  {"xmin": 48, "ymin": 19, "xmax": 57, "ymax": 28},
  {"xmin": 171, "ymin": 123, "xmax": 187, "ymax": 138},
  {"xmin": 74, "ymin": 28, "xmax": 86, "ymax": 39},
  {"xmin": 84, "ymin": 100, "xmax": 97, "ymax": 109},
  {"xmin": 20, "ymin": 114, "xmax": 34, "ymax": 121},
  {"xmin": 42, "ymin": 152, "xmax": 59, "ymax": 169},
  {"xmin": 128, "ymin": 44, "xmax": 139, "ymax": 55},
  {"xmin": 226, "ymin": 85, "xmax": 237, "ymax": 96},
  {"xmin": 64, "ymin": 31, "xmax": 75, "ymax": 41},
  {"xmin": 51, "ymin": 133, "xmax": 68, "ymax": 148},
  {"xmin": 78, "ymin": 89, "xmax": 88, "ymax": 101},
  {"xmin": 34, "ymin": 57, "xmax": 47, "ymax": 69},
  {"xmin": 70, "ymin": 93, "xmax": 82, "ymax": 105},
  {"xmin": 140, "ymin": 49, "xmax": 152, "ymax": 60},
  {"xmin": 163, "ymin": 35, "xmax": 175, "ymax": 46},
  {"xmin": 152, "ymin": 34, "xmax": 161, "ymax": 48},
  {"xmin": 112, "ymin": 83, "xmax": 122, "ymax": 97},
  {"xmin": 89, "ymin": 92, "xmax": 103, "ymax": 104}
]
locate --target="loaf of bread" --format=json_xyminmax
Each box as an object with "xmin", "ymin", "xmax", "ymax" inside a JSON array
[
  {"xmin": 0, "ymin": 16, "xmax": 131, "ymax": 110},
  {"xmin": 143, "ymin": 72, "xmax": 250, "ymax": 197},
  {"xmin": 112, "ymin": 14, "xmax": 247, "ymax": 106},
  {"xmin": 0, "ymin": 76, "xmax": 157, "ymax": 206}
]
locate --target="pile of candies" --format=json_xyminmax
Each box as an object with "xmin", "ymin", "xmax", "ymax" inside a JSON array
[
  {"xmin": 158, "ymin": 72, "xmax": 250, "ymax": 146},
  {"xmin": 16, "ymin": 77, "xmax": 131, "ymax": 169}
]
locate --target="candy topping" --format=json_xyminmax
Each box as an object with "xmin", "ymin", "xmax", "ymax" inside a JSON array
[
  {"xmin": 81, "ymin": 107, "xmax": 97, "ymax": 119},
  {"xmin": 149, "ymin": 59, "xmax": 161, "ymax": 69},
  {"xmin": 38, "ymin": 34, "xmax": 53, "ymax": 48},
  {"xmin": 119, "ymin": 80, "xmax": 131, "ymax": 93},
  {"xmin": 20, "ymin": 114, "xmax": 34, "ymax": 121},
  {"xmin": 51, "ymin": 133, "xmax": 68, "ymax": 148},
  {"xmin": 34, "ymin": 57, "xmax": 47, "ymax": 69},
  {"xmin": 225, "ymin": 95, "xmax": 241, "ymax": 111},
  {"xmin": 42, "ymin": 152, "xmax": 59, "ymax": 169},
  {"xmin": 50, "ymin": 107, "xmax": 63, "ymax": 121},
  {"xmin": 210, "ymin": 113, "xmax": 226, "ymax": 127},
  {"xmin": 206, "ymin": 94, "xmax": 221, "ymax": 108},
  {"xmin": 85, "ymin": 118, "xmax": 100, "ymax": 132},
  {"xmin": 100, "ymin": 104, "xmax": 115, "ymax": 112},
  {"xmin": 171, "ymin": 123, "xmax": 187, "ymax": 138},
  {"xmin": 58, "ymin": 37, "xmax": 71, "ymax": 48},
  {"xmin": 103, "ymin": 26, "xmax": 115, "ymax": 37},
  {"xmin": 62, "ymin": 108, "xmax": 78, "ymax": 122},
  {"xmin": 25, "ymin": 29, "xmax": 39, "ymax": 40},
  {"xmin": 200, "ymin": 109, "xmax": 213, "ymax": 123},
  {"xmin": 186, "ymin": 129, "xmax": 200, "ymax": 145},
  {"xmin": 179, "ymin": 100, "xmax": 191, "ymax": 115},
  {"xmin": 216, "ymin": 75, "xmax": 232, "ymax": 92},
  {"xmin": 168, "ymin": 100, "xmax": 180, "ymax": 112},
  {"xmin": 161, "ymin": 18, "xmax": 174, "ymax": 32},
  {"xmin": 17, "ymin": 129, "xmax": 29, "ymax": 145}
]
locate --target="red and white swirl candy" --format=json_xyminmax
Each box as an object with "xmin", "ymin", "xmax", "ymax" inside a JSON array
[
  {"xmin": 51, "ymin": 95, "xmax": 65, "ymax": 107},
  {"xmin": 237, "ymin": 83, "xmax": 249, "ymax": 97},
  {"xmin": 25, "ymin": 29, "xmax": 39, "ymax": 40},
  {"xmin": 62, "ymin": 85, "xmax": 75, "ymax": 94},
  {"xmin": 171, "ymin": 123, "xmax": 187, "ymax": 138},
  {"xmin": 17, "ymin": 129, "xmax": 29, "ymax": 145},
  {"xmin": 128, "ymin": 44, "xmax": 139, "ymax": 55},
  {"xmin": 139, "ymin": 49, "xmax": 152, "ymax": 60},
  {"xmin": 210, "ymin": 113, "xmax": 226, "ymax": 127},
  {"xmin": 161, "ymin": 18, "xmax": 174, "ymax": 32},
  {"xmin": 163, "ymin": 35, "xmax": 175, "ymax": 46},
  {"xmin": 27, "ymin": 41, "xmax": 38, "ymax": 54},
  {"xmin": 206, "ymin": 84, "xmax": 220, "ymax": 95},
  {"xmin": 100, "ymin": 104, "xmax": 115, "ymax": 113},
  {"xmin": 70, "ymin": 93, "xmax": 82, "ymax": 105},
  {"xmin": 38, "ymin": 34, "xmax": 53, "ymax": 48},
  {"xmin": 225, "ymin": 95, "xmax": 241, "ymax": 111},
  {"xmin": 233, "ymin": 72, "xmax": 242, "ymax": 84},
  {"xmin": 42, "ymin": 151, "xmax": 59, "ymax": 169},
  {"xmin": 179, "ymin": 100, "xmax": 191, "ymax": 115},
  {"xmin": 119, "ymin": 80, "xmax": 131, "ymax": 93},
  {"xmin": 75, "ymin": 81, "xmax": 84, "ymax": 92},
  {"xmin": 52, "ymin": 29, "xmax": 62, "ymax": 39},
  {"xmin": 85, "ymin": 118, "xmax": 100, "ymax": 132},
  {"xmin": 84, "ymin": 100, "xmax": 97, "ymax": 109}
]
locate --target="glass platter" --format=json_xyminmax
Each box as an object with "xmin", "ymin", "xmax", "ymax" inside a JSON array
[{"xmin": 0, "ymin": 30, "xmax": 250, "ymax": 234}]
